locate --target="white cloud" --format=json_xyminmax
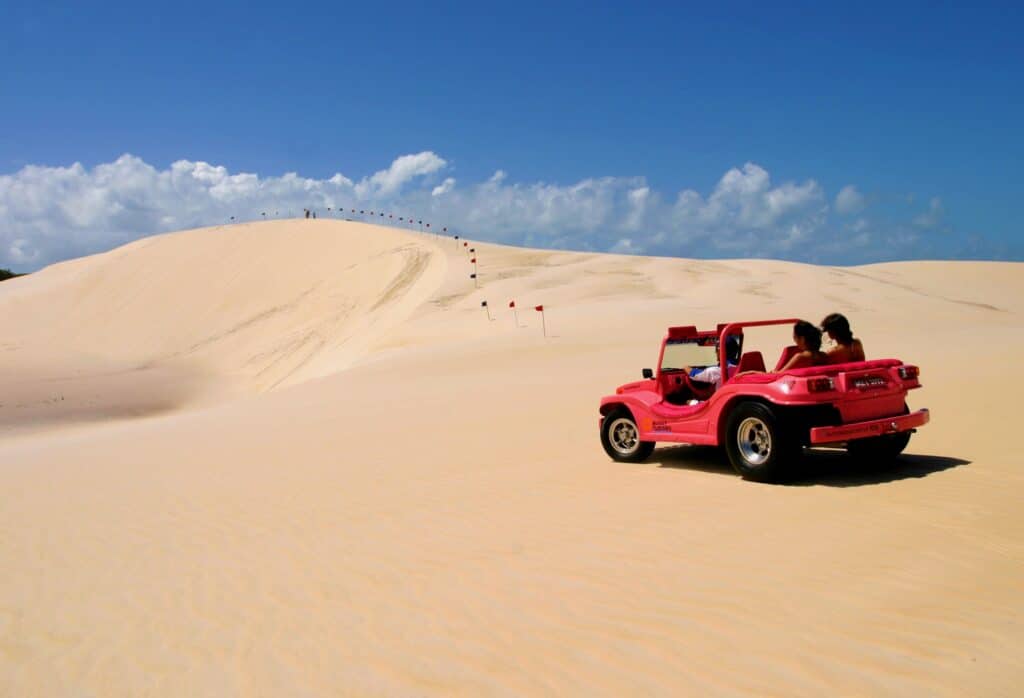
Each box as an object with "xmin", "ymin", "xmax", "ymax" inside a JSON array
[
  {"xmin": 431, "ymin": 177, "xmax": 456, "ymax": 197},
  {"xmin": 0, "ymin": 153, "xmax": 951, "ymax": 270},
  {"xmin": 622, "ymin": 186, "xmax": 650, "ymax": 232},
  {"xmin": 653, "ymin": 163, "xmax": 827, "ymax": 254},
  {"xmin": 357, "ymin": 151, "xmax": 446, "ymax": 197},
  {"xmin": 8, "ymin": 238, "xmax": 37, "ymax": 264},
  {"xmin": 609, "ymin": 238, "xmax": 644, "ymax": 254},
  {"xmin": 835, "ymin": 185, "xmax": 865, "ymax": 215},
  {"xmin": 913, "ymin": 197, "xmax": 944, "ymax": 229}
]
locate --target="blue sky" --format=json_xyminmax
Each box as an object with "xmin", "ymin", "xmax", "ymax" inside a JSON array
[{"xmin": 2, "ymin": 1, "xmax": 1022, "ymax": 269}]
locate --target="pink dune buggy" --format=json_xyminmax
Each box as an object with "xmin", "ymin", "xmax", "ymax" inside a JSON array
[{"xmin": 598, "ymin": 319, "xmax": 930, "ymax": 482}]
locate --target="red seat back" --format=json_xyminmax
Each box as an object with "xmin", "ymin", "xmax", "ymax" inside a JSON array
[
  {"xmin": 774, "ymin": 345, "xmax": 799, "ymax": 371},
  {"xmin": 737, "ymin": 351, "xmax": 766, "ymax": 373}
]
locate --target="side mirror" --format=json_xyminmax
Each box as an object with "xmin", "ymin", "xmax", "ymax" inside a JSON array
[{"xmin": 642, "ymin": 368, "xmax": 654, "ymax": 380}]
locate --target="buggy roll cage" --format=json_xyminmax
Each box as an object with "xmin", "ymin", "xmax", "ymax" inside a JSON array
[{"xmin": 655, "ymin": 318, "xmax": 801, "ymax": 382}]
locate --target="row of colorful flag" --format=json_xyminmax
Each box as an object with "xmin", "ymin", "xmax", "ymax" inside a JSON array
[
  {"xmin": 480, "ymin": 300, "xmax": 548, "ymax": 336},
  {"xmin": 233, "ymin": 208, "xmax": 457, "ymax": 237},
  {"xmin": 480, "ymin": 301, "xmax": 544, "ymax": 311}
]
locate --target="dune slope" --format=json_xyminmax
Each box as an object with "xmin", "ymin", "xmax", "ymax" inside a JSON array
[
  {"xmin": 0, "ymin": 220, "xmax": 445, "ymax": 432},
  {"xmin": 1, "ymin": 220, "xmax": 1022, "ymax": 696}
]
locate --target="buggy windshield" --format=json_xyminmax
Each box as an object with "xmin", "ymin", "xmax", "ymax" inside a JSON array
[{"xmin": 661, "ymin": 340, "xmax": 719, "ymax": 371}]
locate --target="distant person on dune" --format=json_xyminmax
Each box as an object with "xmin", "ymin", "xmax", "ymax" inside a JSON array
[
  {"xmin": 821, "ymin": 313, "xmax": 865, "ymax": 363},
  {"xmin": 304, "ymin": 208, "xmax": 310, "ymax": 219}
]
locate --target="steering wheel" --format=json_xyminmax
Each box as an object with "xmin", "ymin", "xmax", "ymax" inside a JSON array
[{"xmin": 680, "ymin": 371, "xmax": 717, "ymax": 401}]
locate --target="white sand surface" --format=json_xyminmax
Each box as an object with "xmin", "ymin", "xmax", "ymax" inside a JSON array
[{"xmin": 1, "ymin": 219, "xmax": 1021, "ymax": 695}]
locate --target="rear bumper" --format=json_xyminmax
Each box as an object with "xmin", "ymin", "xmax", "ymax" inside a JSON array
[{"xmin": 809, "ymin": 408, "xmax": 930, "ymax": 445}]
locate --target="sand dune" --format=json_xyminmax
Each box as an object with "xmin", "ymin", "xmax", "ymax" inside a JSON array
[
  {"xmin": 1, "ymin": 220, "xmax": 1022, "ymax": 695},
  {"xmin": 0, "ymin": 221, "xmax": 445, "ymax": 433}
]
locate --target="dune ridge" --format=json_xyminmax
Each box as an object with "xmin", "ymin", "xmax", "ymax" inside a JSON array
[{"xmin": 1, "ymin": 220, "xmax": 1022, "ymax": 695}]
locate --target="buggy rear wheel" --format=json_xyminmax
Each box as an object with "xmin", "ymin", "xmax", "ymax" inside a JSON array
[
  {"xmin": 847, "ymin": 403, "xmax": 912, "ymax": 464},
  {"xmin": 847, "ymin": 431, "xmax": 911, "ymax": 463},
  {"xmin": 724, "ymin": 402, "xmax": 799, "ymax": 482},
  {"xmin": 601, "ymin": 408, "xmax": 655, "ymax": 462}
]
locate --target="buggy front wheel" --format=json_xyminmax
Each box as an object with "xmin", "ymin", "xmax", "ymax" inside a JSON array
[{"xmin": 601, "ymin": 408, "xmax": 655, "ymax": 462}]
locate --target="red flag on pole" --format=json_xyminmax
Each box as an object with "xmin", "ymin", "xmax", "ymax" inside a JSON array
[
  {"xmin": 534, "ymin": 305, "xmax": 544, "ymax": 311},
  {"xmin": 535, "ymin": 305, "xmax": 547, "ymax": 336},
  {"xmin": 509, "ymin": 301, "xmax": 515, "ymax": 308},
  {"xmin": 463, "ymin": 242, "xmax": 468, "ymax": 247},
  {"xmin": 470, "ymin": 257, "xmax": 476, "ymax": 263}
]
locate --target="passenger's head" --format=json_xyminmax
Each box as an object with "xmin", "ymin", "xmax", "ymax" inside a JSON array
[
  {"xmin": 821, "ymin": 313, "xmax": 854, "ymax": 345},
  {"xmin": 724, "ymin": 335, "xmax": 742, "ymax": 363},
  {"xmin": 793, "ymin": 320, "xmax": 822, "ymax": 352}
]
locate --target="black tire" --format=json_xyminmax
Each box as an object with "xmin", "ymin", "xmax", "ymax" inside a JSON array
[
  {"xmin": 847, "ymin": 403, "xmax": 912, "ymax": 464},
  {"xmin": 601, "ymin": 407, "xmax": 655, "ymax": 463},
  {"xmin": 847, "ymin": 431, "xmax": 911, "ymax": 464},
  {"xmin": 724, "ymin": 402, "xmax": 800, "ymax": 482}
]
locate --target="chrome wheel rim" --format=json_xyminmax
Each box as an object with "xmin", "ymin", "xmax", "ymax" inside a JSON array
[
  {"xmin": 608, "ymin": 417, "xmax": 640, "ymax": 456},
  {"xmin": 737, "ymin": 417, "xmax": 772, "ymax": 465}
]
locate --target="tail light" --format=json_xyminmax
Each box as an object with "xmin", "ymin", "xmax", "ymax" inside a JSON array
[
  {"xmin": 807, "ymin": 377, "xmax": 835, "ymax": 392},
  {"xmin": 898, "ymin": 366, "xmax": 920, "ymax": 380}
]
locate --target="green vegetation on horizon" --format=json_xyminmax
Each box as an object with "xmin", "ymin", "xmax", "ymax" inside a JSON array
[{"xmin": 1, "ymin": 268, "xmax": 25, "ymax": 281}]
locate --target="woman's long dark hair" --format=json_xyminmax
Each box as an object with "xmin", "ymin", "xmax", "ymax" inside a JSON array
[
  {"xmin": 794, "ymin": 320, "xmax": 823, "ymax": 352},
  {"xmin": 821, "ymin": 313, "xmax": 855, "ymax": 346}
]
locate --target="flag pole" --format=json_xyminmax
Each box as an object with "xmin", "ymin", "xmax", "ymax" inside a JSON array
[{"xmin": 534, "ymin": 305, "xmax": 547, "ymax": 337}]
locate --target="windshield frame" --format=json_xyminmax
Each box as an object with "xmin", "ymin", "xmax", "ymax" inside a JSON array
[{"xmin": 659, "ymin": 338, "xmax": 720, "ymax": 372}]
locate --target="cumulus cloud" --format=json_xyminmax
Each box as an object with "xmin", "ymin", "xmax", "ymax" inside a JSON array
[
  {"xmin": 835, "ymin": 185, "xmax": 865, "ymax": 215},
  {"xmin": 0, "ymin": 152, "xmax": 447, "ymax": 269},
  {"xmin": 913, "ymin": 197, "xmax": 945, "ymax": 229},
  {"xmin": 356, "ymin": 151, "xmax": 446, "ymax": 197},
  {"xmin": 431, "ymin": 177, "xmax": 456, "ymax": 197},
  {"xmin": 609, "ymin": 238, "xmax": 644, "ymax": 254},
  {"xmin": 622, "ymin": 186, "xmax": 650, "ymax": 232},
  {"xmin": 0, "ymin": 152, "xmax": 955, "ymax": 270}
]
